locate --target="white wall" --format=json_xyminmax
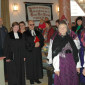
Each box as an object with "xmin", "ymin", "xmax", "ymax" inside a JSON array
[
  {"xmin": 0, "ymin": 0, "xmax": 1, "ymax": 17},
  {"xmin": 9, "ymin": 0, "xmax": 59, "ymax": 26}
]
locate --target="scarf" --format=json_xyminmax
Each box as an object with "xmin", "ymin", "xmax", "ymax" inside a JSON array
[
  {"xmin": 75, "ymin": 25, "xmax": 81, "ymax": 34},
  {"xmin": 52, "ymin": 33, "xmax": 79, "ymax": 64}
]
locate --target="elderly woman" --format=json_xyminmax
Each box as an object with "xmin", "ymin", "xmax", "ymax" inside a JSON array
[{"xmin": 47, "ymin": 21, "xmax": 81, "ymax": 85}]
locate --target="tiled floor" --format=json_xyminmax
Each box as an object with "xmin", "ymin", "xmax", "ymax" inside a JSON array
[{"xmin": 5, "ymin": 74, "xmax": 48, "ymax": 85}]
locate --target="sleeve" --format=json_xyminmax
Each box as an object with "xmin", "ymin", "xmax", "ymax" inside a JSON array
[
  {"xmin": 39, "ymin": 32, "xmax": 44, "ymax": 48},
  {"xmin": 73, "ymin": 37, "xmax": 81, "ymax": 50},
  {"xmin": 50, "ymin": 28, "xmax": 55, "ymax": 38},
  {"xmin": 53, "ymin": 54, "xmax": 60, "ymax": 72},
  {"xmin": 76, "ymin": 53, "xmax": 82, "ymax": 68},
  {"xmin": 22, "ymin": 36, "xmax": 28, "ymax": 58},
  {"xmin": 47, "ymin": 39, "xmax": 53, "ymax": 64},
  {"xmin": 23, "ymin": 33, "xmax": 35, "ymax": 51},
  {"xmin": 73, "ymin": 37, "xmax": 81, "ymax": 68},
  {"xmin": 3, "ymin": 34, "xmax": 11, "ymax": 59},
  {"xmin": 83, "ymin": 51, "xmax": 85, "ymax": 67}
]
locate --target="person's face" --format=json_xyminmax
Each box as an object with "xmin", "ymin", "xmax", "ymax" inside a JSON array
[
  {"xmin": 45, "ymin": 18, "xmax": 48, "ymax": 21},
  {"xmin": 0, "ymin": 19, "xmax": 3, "ymax": 26},
  {"xmin": 77, "ymin": 20, "xmax": 82, "ymax": 26},
  {"xmin": 20, "ymin": 23, "xmax": 25, "ymax": 30},
  {"xmin": 28, "ymin": 21, "xmax": 35, "ymax": 30},
  {"xmin": 56, "ymin": 22, "xmax": 59, "ymax": 27},
  {"xmin": 46, "ymin": 23, "xmax": 50, "ymax": 29},
  {"xmin": 71, "ymin": 23, "xmax": 75, "ymax": 27},
  {"xmin": 58, "ymin": 24, "xmax": 67, "ymax": 36},
  {"xmin": 13, "ymin": 25, "xmax": 19, "ymax": 32}
]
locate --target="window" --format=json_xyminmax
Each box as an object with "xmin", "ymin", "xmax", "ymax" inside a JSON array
[{"xmin": 71, "ymin": 0, "xmax": 85, "ymax": 16}]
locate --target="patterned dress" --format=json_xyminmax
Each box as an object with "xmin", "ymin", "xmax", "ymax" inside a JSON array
[{"xmin": 54, "ymin": 43, "xmax": 79, "ymax": 85}]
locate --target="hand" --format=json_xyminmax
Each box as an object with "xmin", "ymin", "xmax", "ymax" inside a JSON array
[
  {"xmin": 24, "ymin": 58, "xmax": 26, "ymax": 61},
  {"xmin": 55, "ymin": 71, "xmax": 60, "ymax": 76},
  {"xmin": 75, "ymin": 37, "xmax": 78, "ymax": 40},
  {"xmin": 0, "ymin": 57, "xmax": 6, "ymax": 60},
  {"xmin": 6, "ymin": 59, "xmax": 11, "ymax": 62},
  {"xmin": 39, "ymin": 28, "xmax": 41, "ymax": 30},
  {"xmin": 77, "ymin": 68, "xmax": 80, "ymax": 74},
  {"xmin": 35, "ymin": 42, "xmax": 40, "ymax": 47},
  {"xmin": 82, "ymin": 68, "xmax": 85, "ymax": 76}
]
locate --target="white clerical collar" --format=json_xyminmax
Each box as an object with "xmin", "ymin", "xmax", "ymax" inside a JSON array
[
  {"xmin": 14, "ymin": 32, "xmax": 19, "ymax": 39},
  {"xmin": 31, "ymin": 30, "xmax": 36, "ymax": 36}
]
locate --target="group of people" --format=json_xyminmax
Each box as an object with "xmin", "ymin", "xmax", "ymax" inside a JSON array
[
  {"xmin": 0, "ymin": 19, "xmax": 44, "ymax": 85},
  {"xmin": 0, "ymin": 16, "xmax": 85, "ymax": 85}
]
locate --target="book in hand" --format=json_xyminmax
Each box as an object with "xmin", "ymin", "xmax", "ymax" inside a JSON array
[{"xmin": 34, "ymin": 36, "xmax": 40, "ymax": 43}]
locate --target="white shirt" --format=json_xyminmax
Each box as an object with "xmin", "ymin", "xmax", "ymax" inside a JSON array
[
  {"xmin": 31, "ymin": 30, "xmax": 36, "ymax": 36},
  {"xmin": 14, "ymin": 32, "xmax": 19, "ymax": 39}
]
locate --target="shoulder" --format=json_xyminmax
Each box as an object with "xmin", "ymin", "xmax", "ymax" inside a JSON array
[
  {"xmin": 50, "ymin": 27, "xmax": 54, "ymax": 31},
  {"xmin": 49, "ymin": 28, "xmax": 55, "ymax": 33},
  {"xmin": 8, "ymin": 31, "xmax": 13, "ymax": 36},
  {"xmin": 51, "ymin": 31, "xmax": 58, "ymax": 40},
  {"xmin": 23, "ymin": 29, "xmax": 30, "ymax": 36},
  {"xmin": 35, "ymin": 29, "xmax": 41, "ymax": 35},
  {"xmin": 2, "ymin": 26, "xmax": 7, "ymax": 29},
  {"xmin": 2, "ymin": 26, "xmax": 8, "ymax": 32}
]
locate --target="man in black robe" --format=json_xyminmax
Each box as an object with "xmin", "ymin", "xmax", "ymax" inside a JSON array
[{"xmin": 23, "ymin": 20, "xmax": 44, "ymax": 85}]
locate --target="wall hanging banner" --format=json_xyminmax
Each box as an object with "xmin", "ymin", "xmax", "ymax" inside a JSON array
[{"xmin": 24, "ymin": 2, "xmax": 53, "ymax": 21}]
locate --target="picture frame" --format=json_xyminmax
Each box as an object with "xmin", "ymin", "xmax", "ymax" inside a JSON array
[{"xmin": 24, "ymin": 2, "xmax": 53, "ymax": 21}]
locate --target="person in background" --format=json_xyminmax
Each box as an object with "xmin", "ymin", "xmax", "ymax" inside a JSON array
[
  {"xmin": 23, "ymin": 20, "xmax": 44, "ymax": 85},
  {"xmin": 19, "ymin": 21, "xmax": 26, "ymax": 33},
  {"xmin": 78, "ymin": 27, "xmax": 85, "ymax": 85},
  {"xmin": 45, "ymin": 17, "xmax": 49, "ymax": 22},
  {"xmin": 42, "ymin": 20, "xmax": 55, "ymax": 43},
  {"xmin": 4, "ymin": 22, "xmax": 26, "ymax": 85},
  {"xmin": 38, "ymin": 19, "xmax": 46, "ymax": 32},
  {"xmin": 42, "ymin": 20, "xmax": 55, "ymax": 85},
  {"xmin": 47, "ymin": 20, "xmax": 81, "ymax": 85},
  {"xmin": 0, "ymin": 18, "xmax": 8, "ymax": 82},
  {"xmin": 71, "ymin": 22, "xmax": 75, "ymax": 27},
  {"xmin": 55, "ymin": 19, "xmax": 60, "ymax": 30},
  {"xmin": 0, "ymin": 18, "xmax": 8, "ymax": 54},
  {"xmin": 72, "ymin": 16, "xmax": 83, "ymax": 36}
]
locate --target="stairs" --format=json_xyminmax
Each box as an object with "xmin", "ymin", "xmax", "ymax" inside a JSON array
[{"xmin": 75, "ymin": 0, "xmax": 85, "ymax": 13}]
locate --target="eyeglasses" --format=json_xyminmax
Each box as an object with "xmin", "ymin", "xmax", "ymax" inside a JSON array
[{"xmin": 29, "ymin": 24, "xmax": 35, "ymax": 26}]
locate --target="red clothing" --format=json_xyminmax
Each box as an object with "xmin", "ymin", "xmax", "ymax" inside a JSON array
[
  {"xmin": 43, "ymin": 27, "xmax": 55, "ymax": 43},
  {"xmin": 38, "ymin": 22, "xmax": 46, "ymax": 30},
  {"xmin": 34, "ymin": 36, "xmax": 40, "ymax": 43}
]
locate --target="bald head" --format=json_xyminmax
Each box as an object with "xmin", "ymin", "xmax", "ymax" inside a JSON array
[
  {"xmin": 28, "ymin": 20, "xmax": 35, "ymax": 30},
  {"xmin": 0, "ymin": 18, "xmax": 3, "ymax": 27}
]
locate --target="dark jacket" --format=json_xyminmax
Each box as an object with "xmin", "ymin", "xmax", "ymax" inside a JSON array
[{"xmin": 0, "ymin": 26, "xmax": 8, "ymax": 57}]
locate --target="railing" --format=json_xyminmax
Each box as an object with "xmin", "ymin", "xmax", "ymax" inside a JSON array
[{"xmin": 74, "ymin": 0, "xmax": 85, "ymax": 12}]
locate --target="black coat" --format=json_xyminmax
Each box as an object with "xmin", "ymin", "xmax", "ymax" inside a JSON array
[
  {"xmin": 0, "ymin": 26, "xmax": 8, "ymax": 57},
  {"xmin": 23, "ymin": 29, "xmax": 44, "ymax": 80},
  {"xmin": 4, "ymin": 31, "xmax": 26, "ymax": 85}
]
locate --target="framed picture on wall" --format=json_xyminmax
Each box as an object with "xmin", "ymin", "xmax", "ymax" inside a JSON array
[{"xmin": 24, "ymin": 2, "xmax": 53, "ymax": 21}]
